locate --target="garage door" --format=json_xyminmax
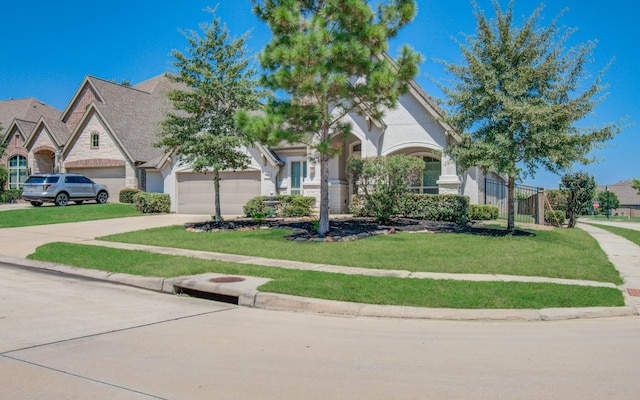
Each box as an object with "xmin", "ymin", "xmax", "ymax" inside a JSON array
[
  {"xmin": 177, "ymin": 171, "xmax": 260, "ymax": 215},
  {"xmin": 66, "ymin": 167, "xmax": 126, "ymax": 203}
]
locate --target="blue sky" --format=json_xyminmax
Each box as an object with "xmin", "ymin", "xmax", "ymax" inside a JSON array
[{"xmin": 1, "ymin": 0, "xmax": 636, "ymax": 189}]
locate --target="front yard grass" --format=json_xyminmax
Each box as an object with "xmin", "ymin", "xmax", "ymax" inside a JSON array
[
  {"xmin": 27, "ymin": 242, "xmax": 624, "ymax": 309},
  {"xmin": 99, "ymin": 225, "xmax": 623, "ymax": 284},
  {"xmin": 588, "ymin": 223, "xmax": 640, "ymax": 246},
  {"xmin": 0, "ymin": 203, "xmax": 142, "ymax": 228}
]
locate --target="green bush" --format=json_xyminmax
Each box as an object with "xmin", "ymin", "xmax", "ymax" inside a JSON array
[
  {"xmin": 132, "ymin": 192, "xmax": 171, "ymax": 214},
  {"xmin": 0, "ymin": 165, "xmax": 8, "ymax": 192},
  {"xmin": 347, "ymin": 155, "xmax": 424, "ymax": 224},
  {"xmin": 119, "ymin": 188, "xmax": 144, "ymax": 203},
  {"xmin": 352, "ymin": 193, "xmax": 469, "ymax": 225},
  {"xmin": 468, "ymin": 204, "xmax": 499, "ymax": 220},
  {"xmin": 243, "ymin": 195, "xmax": 315, "ymax": 218},
  {"xmin": 282, "ymin": 196, "xmax": 315, "ymax": 217},
  {"xmin": 545, "ymin": 210, "xmax": 565, "ymax": 227},
  {"xmin": 0, "ymin": 189, "xmax": 22, "ymax": 203}
]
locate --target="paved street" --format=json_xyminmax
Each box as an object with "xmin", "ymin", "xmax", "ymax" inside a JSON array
[{"xmin": 2, "ymin": 264, "xmax": 640, "ymax": 399}]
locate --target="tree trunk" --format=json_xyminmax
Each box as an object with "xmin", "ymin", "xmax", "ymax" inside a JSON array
[
  {"xmin": 318, "ymin": 151, "xmax": 330, "ymax": 236},
  {"xmin": 507, "ymin": 176, "xmax": 515, "ymax": 233},
  {"xmin": 213, "ymin": 169, "xmax": 222, "ymax": 222}
]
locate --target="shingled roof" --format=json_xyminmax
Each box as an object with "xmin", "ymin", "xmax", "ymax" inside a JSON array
[
  {"xmin": 597, "ymin": 180, "xmax": 640, "ymax": 207},
  {"xmin": 69, "ymin": 74, "xmax": 181, "ymax": 164},
  {"xmin": 0, "ymin": 98, "xmax": 61, "ymax": 141}
]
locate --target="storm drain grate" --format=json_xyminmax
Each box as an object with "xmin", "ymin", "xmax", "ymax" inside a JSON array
[{"xmin": 627, "ymin": 288, "xmax": 640, "ymax": 297}]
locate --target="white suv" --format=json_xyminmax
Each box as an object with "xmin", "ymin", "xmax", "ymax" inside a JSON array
[{"xmin": 22, "ymin": 173, "xmax": 109, "ymax": 207}]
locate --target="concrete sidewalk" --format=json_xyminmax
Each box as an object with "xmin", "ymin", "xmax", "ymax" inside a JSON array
[{"xmin": 0, "ymin": 211, "xmax": 638, "ymax": 320}]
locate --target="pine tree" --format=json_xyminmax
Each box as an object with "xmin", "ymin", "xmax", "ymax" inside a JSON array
[
  {"xmin": 236, "ymin": 0, "xmax": 421, "ymax": 235},
  {"xmin": 440, "ymin": 1, "xmax": 620, "ymax": 232},
  {"xmin": 157, "ymin": 8, "xmax": 262, "ymax": 221}
]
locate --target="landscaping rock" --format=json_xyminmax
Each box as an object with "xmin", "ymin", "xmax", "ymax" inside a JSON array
[{"xmin": 183, "ymin": 217, "xmax": 533, "ymax": 242}]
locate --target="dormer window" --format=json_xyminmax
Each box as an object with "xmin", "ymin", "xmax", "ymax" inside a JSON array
[{"xmin": 91, "ymin": 133, "xmax": 99, "ymax": 149}]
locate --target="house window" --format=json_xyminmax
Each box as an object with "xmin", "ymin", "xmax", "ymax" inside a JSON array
[
  {"xmin": 8, "ymin": 155, "xmax": 28, "ymax": 190},
  {"xmin": 91, "ymin": 133, "xmax": 99, "ymax": 149},
  {"xmin": 410, "ymin": 156, "xmax": 440, "ymax": 194},
  {"xmin": 290, "ymin": 161, "xmax": 307, "ymax": 195}
]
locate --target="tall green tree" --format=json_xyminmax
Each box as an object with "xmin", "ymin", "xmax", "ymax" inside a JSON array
[
  {"xmin": 439, "ymin": 0, "xmax": 620, "ymax": 232},
  {"xmin": 236, "ymin": 0, "xmax": 422, "ymax": 236},
  {"xmin": 560, "ymin": 171, "xmax": 595, "ymax": 228},
  {"xmin": 157, "ymin": 8, "xmax": 262, "ymax": 221},
  {"xmin": 596, "ymin": 189, "xmax": 619, "ymax": 218},
  {"xmin": 632, "ymin": 178, "xmax": 640, "ymax": 195}
]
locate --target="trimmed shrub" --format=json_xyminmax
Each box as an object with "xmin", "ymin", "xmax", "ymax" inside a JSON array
[
  {"xmin": 119, "ymin": 188, "xmax": 144, "ymax": 203},
  {"xmin": 347, "ymin": 155, "xmax": 424, "ymax": 224},
  {"xmin": 132, "ymin": 192, "xmax": 171, "ymax": 214},
  {"xmin": 243, "ymin": 195, "xmax": 315, "ymax": 218},
  {"xmin": 468, "ymin": 204, "xmax": 499, "ymax": 221},
  {"xmin": 352, "ymin": 193, "xmax": 469, "ymax": 225},
  {"xmin": 282, "ymin": 196, "xmax": 315, "ymax": 217},
  {"xmin": 0, "ymin": 189, "xmax": 22, "ymax": 203},
  {"xmin": 545, "ymin": 210, "xmax": 565, "ymax": 227}
]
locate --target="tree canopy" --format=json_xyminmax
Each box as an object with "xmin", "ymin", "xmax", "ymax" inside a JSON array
[
  {"xmin": 632, "ymin": 178, "xmax": 640, "ymax": 195},
  {"xmin": 596, "ymin": 189, "xmax": 620, "ymax": 216},
  {"xmin": 157, "ymin": 8, "xmax": 262, "ymax": 221},
  {"xmin": 560, "ymin": 171, "xmax": 595, "ymax": 228},
  {"xmin": 236, "ymin": 0, "xmax": 422, "ymax": 235},
  {"xmin": 439, "ymin": 0, "xmax": 620, "ymax": 231}
]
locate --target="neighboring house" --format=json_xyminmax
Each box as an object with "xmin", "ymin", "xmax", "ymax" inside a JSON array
[
  {"xmin": 0, "ymin": 98, "xmax": 62, "ymax": 189},
  {"xmin": 597, "ymin": 181, "xmax": 640, "ymax": 217},
  {"xmin": 2, "ymin": 72, "xmax": 488, "ymax": 215}
]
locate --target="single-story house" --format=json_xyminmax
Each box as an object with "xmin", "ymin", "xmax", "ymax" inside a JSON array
[
  {"xmin": 597, "ymin": 181, "xmax": 640, "ymax": 217},
  {"xmin": 2, "ymin": 72, "xmax": 490, "ymax": 215}
]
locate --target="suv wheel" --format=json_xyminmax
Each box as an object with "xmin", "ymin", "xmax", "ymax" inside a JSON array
[
  {"xmin": 96, "ymin": 191, "xmax": 108, "ymax": 204},
  {"xmin": 55, "ymin": 192, "xmax": 69, "ymax": 207}
]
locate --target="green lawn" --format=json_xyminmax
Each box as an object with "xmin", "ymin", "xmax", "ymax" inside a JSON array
[
  {"xmin": 99, "ymin": 225, "xmax": 623, "ymax": 284},
  {"xmin": 27, "ymin": 242, "xmax": 624, "ymax": 309},
  {"xmin": 582, "ymin": 215, "xmax": 640, "ymax": 223},
  {"xmin": 588, "ymin": 223, "xmax": 640, "ymax": 246},
  {"xmin": 0, "ymin": 203, "xmax": 142, "ymax": 228}
]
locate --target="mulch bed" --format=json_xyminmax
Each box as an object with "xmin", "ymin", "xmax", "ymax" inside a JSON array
[{"xmin": 185, "ymin": 217, "xmax": 532, "ymax": 242}]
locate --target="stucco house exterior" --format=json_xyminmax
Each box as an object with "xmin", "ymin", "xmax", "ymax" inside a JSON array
[{"xmin": 2, "ymin": 72, "xmax": 488, "ymax": 216}]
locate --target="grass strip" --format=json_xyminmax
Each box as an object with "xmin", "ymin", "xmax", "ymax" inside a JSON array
[
  {"xmin": 0, "ymin": 203, "xmax": 142, "ymax": 228},
  {"xmin": 27, "ymin": 242, "xmax": 624, "ymax": 309},
  {"xmin": 99, "ymin": 225, "xmax": 623, "ymax": 284},
  {"xmin": 588, "ymin": 223, "xmax": 640, "ymax": 246}
]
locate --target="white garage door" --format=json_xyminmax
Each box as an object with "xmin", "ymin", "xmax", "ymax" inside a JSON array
[
  {"xmin": 66, "ymin": 167, "xmax": 126, "ymax": 203},
  {"xmin": 177, "ymin": 171, "xmax": 261, "ymax": 215}
]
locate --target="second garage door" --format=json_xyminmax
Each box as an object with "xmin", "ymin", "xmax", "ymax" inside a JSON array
[{"xmin": 177, "ymin": 171, "xmax": 261, "ymax": 215}]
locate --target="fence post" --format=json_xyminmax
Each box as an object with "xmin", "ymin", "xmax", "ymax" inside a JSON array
[{"xmin": 536, "ymin": 188, "xmax": 545, "ymax": 225}]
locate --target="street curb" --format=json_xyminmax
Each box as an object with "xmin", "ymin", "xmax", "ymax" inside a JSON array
[{"xmin": 3, "ymin": 255, "xmax": 637, "ymax": 321}]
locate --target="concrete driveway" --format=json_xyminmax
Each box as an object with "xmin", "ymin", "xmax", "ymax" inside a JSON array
[{"xmin": 0, "ymin": 213, "xmax": 210, "ymax": 258}]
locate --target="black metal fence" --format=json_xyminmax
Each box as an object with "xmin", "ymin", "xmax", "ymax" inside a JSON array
[{"xmin": 484, "ymin": 178, "xmax": 541, "ymax": 224}]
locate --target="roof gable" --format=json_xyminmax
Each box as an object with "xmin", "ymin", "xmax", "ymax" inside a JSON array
[{"xmin": 0, "ymin": 98, "xmax": 60, "ymax": 142}]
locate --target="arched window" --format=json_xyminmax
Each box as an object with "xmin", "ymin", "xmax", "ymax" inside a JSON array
[
  {"xmin": 410, "ymin": 156, "xmax": 441, "ymax": 194},
  {"xmin": 91, "ymin": 133, "xmax": 99, "ymax": 149},
  {"xmin": 8, "ymin": 155, "xmax": 28, "ymax": 190}
]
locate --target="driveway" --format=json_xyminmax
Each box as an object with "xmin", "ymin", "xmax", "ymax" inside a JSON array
[{"xmin": 0, "ymin": 213, "xmax": 210, "ymax": 258}]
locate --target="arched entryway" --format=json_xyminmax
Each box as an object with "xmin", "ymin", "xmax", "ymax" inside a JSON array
[{"xmin": 32, "ymin": 148, "xmax": 55, "ymax": 174}]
